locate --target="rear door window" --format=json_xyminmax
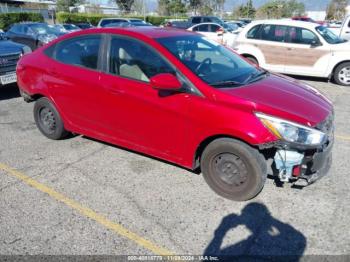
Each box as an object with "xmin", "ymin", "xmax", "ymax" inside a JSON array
[
  {"xmin": 260, "ymin": 24, "xmax": 287, "ymax": 42},
  {"xmin": 55, "ymin": 35, "xmax": 101, "ymax": 70},
  {"xmin": 196, "ymin": 24, "xmax": 209, "ymax": 32},
  {"xmin": 192, "ymin": 17, "xmax": 201, "ymax": 24}
]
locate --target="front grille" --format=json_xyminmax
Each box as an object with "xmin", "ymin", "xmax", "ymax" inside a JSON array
[{"xmin": 0, "ymin": 52, "xmax": 21, "ymax": 76}]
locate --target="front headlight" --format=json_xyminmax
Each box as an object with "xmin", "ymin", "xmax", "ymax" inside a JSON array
[
  {"xmin": 255, "ymin": 112, "xmax": 326, "ymax": 146},
  {"xmin": 22, "ymin": 45, "xmax": 32, "ymax": 54}
]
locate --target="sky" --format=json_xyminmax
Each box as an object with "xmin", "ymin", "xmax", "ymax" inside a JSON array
[{"xmin": 97, "ymin": 0, "xmax": 333, "ymax": 12}]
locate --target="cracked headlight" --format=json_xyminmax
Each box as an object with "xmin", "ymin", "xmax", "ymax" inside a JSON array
[{"xmin": 255, "ymin": 112, "xmax": 326, "ymax": 146}]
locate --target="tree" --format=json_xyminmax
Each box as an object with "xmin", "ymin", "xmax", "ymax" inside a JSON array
[
  {"xmin": 256, "ymin": 0, "xmax": 305, "ymax": 19},
  {"xmin": 187, "ymin": 0, "xmax": 201, "ymax": 15},
  {"xmin": 56, "ymin": 0, "xmax": 83, "ymax": 12},
  {"xmin": 196, "ymin": 0, "xmax": 225, "ymax": 16},
  {"xmin": 326, "ymin": 0, "xmax": 348, "ymax": 20},
  {"xmin": 115, "ymin": 0, "xmax": 135, "ymax": 13},
  {"xmin": 132, "ymin": 0, "xmax": 147, "ymax": 15},
  {"xmin": 158, "ymin": 0, "xmax": 186, "ymax": 16},
  {"xmin": 158, "ymin": 0, "xmax": 170, "ymax": 16},
  {"xmin": 233, "ymin": 0, "xmax": 256, "ymax": 19},
  {"xmin": 169, "ymin": 0, "xmax": 187, "ymax": 15}
]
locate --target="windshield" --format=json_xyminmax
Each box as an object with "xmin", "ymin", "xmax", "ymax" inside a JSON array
[
  {"xmin": 31, "ymin": 24, "xmax": 60, "ymax": 35},
  {"xmin": 63, "ymin": 24, "xmax": 79, "ymax": 30},
  {"xmin": 316, "ymin": 26, "xmax": 345, "ymax": 44},
  {"xmin": 157, "ymin": 35, "xmax": 266, "ymax": 87}
]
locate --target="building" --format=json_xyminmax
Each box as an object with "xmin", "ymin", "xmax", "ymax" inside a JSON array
[{"xmin": 306, "ymin": 11, "xmax": 327, "ymax": 21}]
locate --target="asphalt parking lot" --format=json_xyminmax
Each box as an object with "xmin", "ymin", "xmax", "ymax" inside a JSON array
[{"xmin": 0, "ymin": 77, "xmax": 350, "ymax": 259}]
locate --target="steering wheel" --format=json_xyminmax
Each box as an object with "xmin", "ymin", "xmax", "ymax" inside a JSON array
[{"xmin": 195, "ymin": 58, "xmax": 212, "ymax": 74}]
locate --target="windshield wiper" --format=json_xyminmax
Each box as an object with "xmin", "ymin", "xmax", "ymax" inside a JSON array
[
  {"xmin": 210, "ymin": 80, "xmax": 242, "ymax": 88},
  {"xmin": 243, "ymin": 69, "xmax": 269, "ymax": 84}
]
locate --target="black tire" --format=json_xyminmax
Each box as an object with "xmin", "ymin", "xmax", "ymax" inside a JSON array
[
  {"xmin": 334, "ymin": 62, "xmax": 350, "ymax": 86},
  {"xmin": 201, "ymin": 138, "xmax": 267, "ymax": 201},
  {"xmin": 33, "ymin": 97, "xmax": 69, "ymax": 140},
  {"xmin": 245, "ymin": 56, "xmax": 258, "ymax": 65}
]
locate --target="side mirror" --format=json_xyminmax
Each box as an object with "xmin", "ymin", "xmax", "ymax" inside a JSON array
[
  {"xmin": 150, "ymin": 73, "xmax": 182, "ymax": 91},
  {"xmin": 310, "ymin": 40, "xmax": 322, "ymax": 47}
]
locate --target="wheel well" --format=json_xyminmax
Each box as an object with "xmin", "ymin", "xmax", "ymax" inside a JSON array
[
  {"xmin": 242, "ymin": 54, "xmax": 257, "ymax": 60},
  {"xmin": 193, "ymin": 135, "xmax": 250, "ymax": 171},
  {"xmin": 331, "ymin": 60, "xmax": 350, "ymax": 78}
]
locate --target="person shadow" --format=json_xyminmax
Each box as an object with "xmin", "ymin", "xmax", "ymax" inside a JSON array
[{"xmin": 204, "ymin": 203, "xmax": 306, "ymax": 261}]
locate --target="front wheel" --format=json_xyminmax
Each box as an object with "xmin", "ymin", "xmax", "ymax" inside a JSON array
[
  {"xmin": 334, "ymin": 62, "xmax": 350, "ymax": 86},
  {"xmin": 201, "ymin": 138, "xmax": 267, "ymax": 201},
  {"xmin": 34, "ymin": 97, "xmax": 69, "ymax": 140}
]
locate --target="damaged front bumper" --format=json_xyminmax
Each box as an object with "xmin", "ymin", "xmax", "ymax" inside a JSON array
[{"xmin": 272, "ymin": 136, "xmax": 333, "ymax": 186}]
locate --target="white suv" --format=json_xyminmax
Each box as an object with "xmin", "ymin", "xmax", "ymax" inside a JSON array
[
  {"xmin": 234, "ymin": 20, "xmax": 350, "ymax": 86},
  {"xmin": 97, "ymin": 18, "xmax": 147, "ymax": 28}
]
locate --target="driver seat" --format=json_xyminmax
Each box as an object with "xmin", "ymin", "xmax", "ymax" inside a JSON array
[{"xmin": 119, "ymin": 48, "xmax": 149, "ymax": 82}]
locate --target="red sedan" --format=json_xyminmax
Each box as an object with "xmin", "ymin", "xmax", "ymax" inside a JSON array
[{"xmin": 17, "ymin": 27, "xmax": 334, "ymax": 201}]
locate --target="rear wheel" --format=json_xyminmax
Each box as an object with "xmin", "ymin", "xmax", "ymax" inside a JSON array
[
  {"xmin": 334, "ymin": 62, "xmax": 350, "ymax": 86},
  {"xmin": 34, "ymin": 97, "xmax": 69, "ymax": 140},
  {"xmin": 201, "ymin": 138, "xmax": 267, "ymax": 201}
]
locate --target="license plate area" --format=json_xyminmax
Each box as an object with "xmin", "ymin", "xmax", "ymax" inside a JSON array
[{"xmin": 0, "ymin": 72, "xmax": 17, "ymax": 85}]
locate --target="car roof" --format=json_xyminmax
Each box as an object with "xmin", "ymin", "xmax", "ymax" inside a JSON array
[
  {"xmin": 101, "ymin": 18, "xmax": 128, "ymax": 20},
  {"xmin": 247, "ymin": 19, "xmax": 320, "ymax": 30},
  {"xmin": 16, "ymin": 22, "xmax": 46, "ymax": 26}
]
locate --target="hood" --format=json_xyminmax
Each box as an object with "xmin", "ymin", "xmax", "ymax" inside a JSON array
[
  {"xmin": 328, "ymin": 39, "xmax": 350, "ymax": 51},
  {"xmin": 220, "ymin": 73, "xmax": 332, "ymax": 126},
  {"xmin": 0, "ymin": 40, "xmax": 24, "ymax": 54}
]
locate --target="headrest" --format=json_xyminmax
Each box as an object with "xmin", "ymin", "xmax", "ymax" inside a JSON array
[{"xmin": 119, "ymin": 48, "xmax": 132, "ymax": 60}]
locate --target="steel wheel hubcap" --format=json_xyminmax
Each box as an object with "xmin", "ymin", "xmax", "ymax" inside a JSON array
[
  {"xmin": 338, "ymin": 67, "xmax": 350, "ymax": 84},
  {"xmin": 213, "ymin": 153, "xmax": 248, "ymax": 187},
  {"xmin": 39, "ymin": 107, "xmax": 56, "ymax": 134}
]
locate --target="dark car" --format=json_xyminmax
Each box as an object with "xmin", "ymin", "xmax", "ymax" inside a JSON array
[
  {"xmin": 74, "ymin": 23, "xmax": 94, "ymax": 29},
  {"xmin": 5, "ymin": 22, "xmax": 65, "ymax": 50},
  {"xmin": 0, "ymin": 34, "xmax": 31, "ymax": 86}
]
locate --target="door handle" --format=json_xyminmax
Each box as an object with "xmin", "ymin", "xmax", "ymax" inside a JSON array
[
  {"xmin": 105, "ymin": 87, "xmax": 125, "ymax": 95},
  {"xmin": 48, "ymin": 69, "xmax": 59, "ymax": 77},
  {"xmin": 287, "ymin": 47, "xmax": 293, "ymax": 50}
]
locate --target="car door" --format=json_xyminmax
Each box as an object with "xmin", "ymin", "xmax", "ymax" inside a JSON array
[
  {"xmin": 43, "ymin": 34, "xmax": 113, "ymax": 136},
  {"xmin": 251, "ymin": 24, "xmax": 287, "ymax": 72},
  {"xmin": 99, "ymin": 35, "xmax": 190, "ymax": 161},
  {"xmin": 283, "ymin": 26, "xmax": 330, "ymax": 76}
]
